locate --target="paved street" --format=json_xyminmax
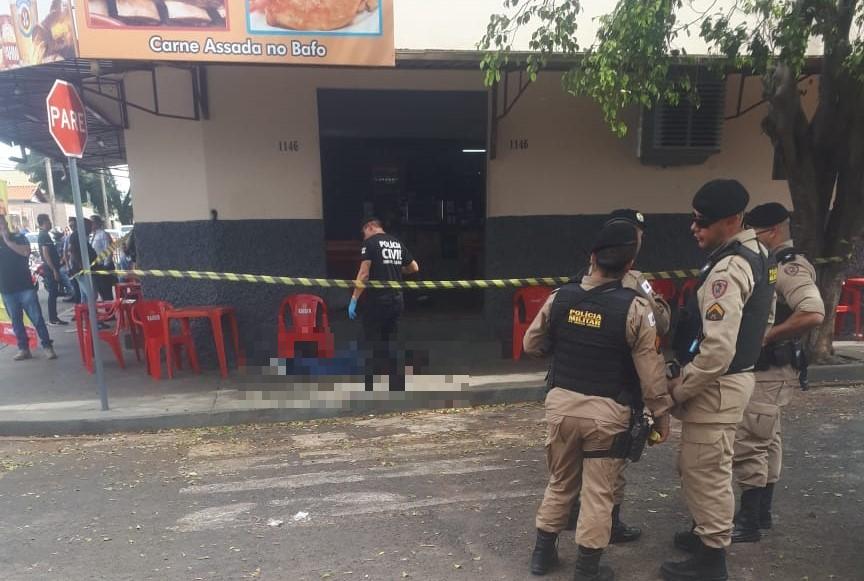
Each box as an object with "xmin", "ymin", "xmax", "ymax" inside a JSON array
[{"xmin": 1, "ymin": 384, "xmax": 862, "ymax": 581}]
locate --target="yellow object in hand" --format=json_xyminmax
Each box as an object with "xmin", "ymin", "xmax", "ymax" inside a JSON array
[{"xmin": 649, "ymin": 430, "xmax": 662, "ymax": 443}]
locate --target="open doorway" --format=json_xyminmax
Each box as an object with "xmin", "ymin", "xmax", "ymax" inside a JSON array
[{"xmin": 318, "ymin": 89, "xmax": 488, "ymax": 315}]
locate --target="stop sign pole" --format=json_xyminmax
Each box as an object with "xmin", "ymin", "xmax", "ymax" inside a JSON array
[{"xmin": 46, "ymin": 80, "xmax": 109, "ymax": 411}]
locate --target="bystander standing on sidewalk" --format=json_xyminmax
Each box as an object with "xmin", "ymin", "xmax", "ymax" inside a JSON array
[
  {"xmin": 37, "ymin": 214, "xmax": 68, "ymax": 327},
  {"xmin": 0, "ymin": 214, "xmax": 56, "ymax": 361},
  {"xmin": 89, "ymin": 215, "xmax": 116, "ymax": 301}
]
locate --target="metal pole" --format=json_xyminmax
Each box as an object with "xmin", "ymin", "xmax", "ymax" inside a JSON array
[
  {"xmin": 69, "ymin": 157, "xmax": 109, "ymax": 411},
  {"xmin": 99, "ymin": 171, "xmax": 110, "ymax": 227},
  {"xmin": 44, "ymin": 157, "xmax": 58, "ymax": 226}
]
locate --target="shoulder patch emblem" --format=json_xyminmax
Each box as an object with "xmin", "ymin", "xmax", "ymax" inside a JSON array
[
  {"xmin": 705, "ymin": 303, "xmax": 726, "ymax": 322},
  {"xmin": 648, "ymin": 312, "xmax": 656, "ymax": 327},
  {"xmin": 784, "ymin": 264, "xmax": 800, "ymax": 276},
  {"xmin": 768, "ymin": 266, "xmax": 778, "ymax": 284},
  {"xmin": 711, "ymin": 280, "xmax": 728, "ymax": 298},
  {"xmin": 641, "ymin": 280, "xmax": 653, "ymax": 295}
]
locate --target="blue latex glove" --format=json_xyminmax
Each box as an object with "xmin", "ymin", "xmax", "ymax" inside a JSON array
[{"xmin": 348, "ymin": 298, "xmax": 358, "ymax": 320}]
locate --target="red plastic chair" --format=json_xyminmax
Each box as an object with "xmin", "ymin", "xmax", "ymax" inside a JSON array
[
  {"xmin": 649, "ymin": 279, "xmax": 678, "ymax": 305},
  {"xmin": 677, "ymin": 278, "xmax": 700, "ymax": 308},
  {"xmin": 76, "ymin": 301, "xmax": 126, "ymax": 374},
  {"xmin": 277, "ymin": 294, "xmax": 335, "ymax": 358},
  {"xmin": 114, "ymin": 282, "xmax": 143, "ymax": 301},
  {"xmin": 835, "ymin": 280, "xmax": 859, "ymax": 338},
  {"xmin": 131, "ymin": 300, "xmax": 200, "ymax": 380},
  {"xmin": 512, "ymin": 287, "xmax": 553, "ymax": 360}
]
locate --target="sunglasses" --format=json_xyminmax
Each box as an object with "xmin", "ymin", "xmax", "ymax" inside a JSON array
[{"xmin": 691, "ymin": 213, "xmax": 717, "ymax": 229}]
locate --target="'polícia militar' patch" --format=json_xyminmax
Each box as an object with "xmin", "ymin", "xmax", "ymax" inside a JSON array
[{"xmin": 568, "ymin": 309, "xmax": 602, "ymax": 328}]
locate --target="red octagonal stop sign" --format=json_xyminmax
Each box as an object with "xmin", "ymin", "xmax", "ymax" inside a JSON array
[{"xmin": 46, "ymin": 80, "xmax": 88, "ymax": 158}]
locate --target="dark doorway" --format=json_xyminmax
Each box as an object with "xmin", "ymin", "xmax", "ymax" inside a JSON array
[{"xmin": 318, "ymin": 89, "xmax": 488, "ymax": 314}]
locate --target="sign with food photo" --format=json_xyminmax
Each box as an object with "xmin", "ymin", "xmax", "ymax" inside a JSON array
[
  {"xmin": 75, "ymin": 0, "xmax": 393, "ymax": 66},
  {"xmin": 0, "ymin": 0, "xmax": 75, "ymax": 71}
]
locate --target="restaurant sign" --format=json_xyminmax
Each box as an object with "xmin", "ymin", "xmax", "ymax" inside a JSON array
[
  {"xmin": 0, "ymin": 0, "xmax": 75, "ymax": 71},
  {"xmin": 74, "ymin": 0, "xmax": 394, "ymax": 66}
]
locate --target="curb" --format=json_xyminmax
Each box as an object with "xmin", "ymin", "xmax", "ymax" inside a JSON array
[
  {"xmin": 0, "ymin": 385, "xmax": 548, "ymax": 437},
  {"xmin": 1, "ymin": 364, "xmax": 861, "ymax": 437}
]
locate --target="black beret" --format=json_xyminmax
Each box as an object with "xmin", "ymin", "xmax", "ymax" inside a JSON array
[
  {"xmin": 692, "ymin": 179, "xmax": 751, "ymax": 223},
  {"xmin": 592, "ymin": 222, "xmax": 638, "ymax": 252},
  {"xmin": 604, "ymin": 208, "xmax": 646, "ymax": 230},
  {"xmin": 745, "ymin": 202, "xmax": 790, "ymax": 228}
]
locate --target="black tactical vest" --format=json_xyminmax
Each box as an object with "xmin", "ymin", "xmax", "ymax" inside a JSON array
[
  {"xmin": 548, "ymin": 281, "xmax": 642, "ymax": 406},
  {"xmin": 675, "ymin": 239, "xmax": 776, "ymax": 374}
]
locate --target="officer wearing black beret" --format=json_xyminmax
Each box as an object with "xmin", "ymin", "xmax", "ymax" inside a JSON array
[
  {"xmin": 730, "ymin": 202, "xmax": 824, "ymax": 543},
  {"xmin": 662, "ymin": 179, "xmax": 776, "ymax": 581},
  {"xmin": 523, "ymin": 221, "xmax": 672, "ymax": 581},
  {"xmin": 565, "ymin": 208, "xmax": 673, "ymax": 546}
]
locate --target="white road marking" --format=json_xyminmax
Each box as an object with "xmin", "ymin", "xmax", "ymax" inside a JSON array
[
  {"xmin": 171, "ymin": 503, "xmax": 257, "ymax": 532},
  {"xmin": 328, "ymin": 489, "xmax": 540, "ymax": 517},
  {"xmin": 179, "ymin": 458, "xmax": 517, "ymax": 496}
]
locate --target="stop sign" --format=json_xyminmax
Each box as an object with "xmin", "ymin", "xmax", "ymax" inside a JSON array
[{"xmin": 46, "ymin": 80, "xmax": 88, "ymax": 158}]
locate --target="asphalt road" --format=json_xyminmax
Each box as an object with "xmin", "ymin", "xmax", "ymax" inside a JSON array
[{"xmin": 1, "ymin": 384, "xmax": 862, "ymax": 581}]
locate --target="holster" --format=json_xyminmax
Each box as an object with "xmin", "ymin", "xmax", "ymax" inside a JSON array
[
  {"xmin": 586, "ymin": 407, "xmax": 649, "ymax": 463},
  {"xmin": 755, "ymin": 341, "xmax": 798, "ymax": 371}
]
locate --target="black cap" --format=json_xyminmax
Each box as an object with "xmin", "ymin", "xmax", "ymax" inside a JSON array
[
  {"xmin": 745, "ymin": 202, "xmax": 790, "ymax": 228},
  {"xmin": 692, "ymin": 179, "xmax": 750, "ymax": 223},
  {"xmin": 604, "ymin": 208, "xmax": 646, "ymax": 230},
  {"xmin": 592, "ymin": 222, "xmax": 639, "ymax": 253}
]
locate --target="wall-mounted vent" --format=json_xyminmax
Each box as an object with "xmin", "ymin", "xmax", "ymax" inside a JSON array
[{"xmin": 638, "ymin": 71, "xmax": 726, "ymax": 166}]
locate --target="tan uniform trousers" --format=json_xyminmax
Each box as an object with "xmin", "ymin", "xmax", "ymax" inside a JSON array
[
  {"xmin": 733, "ymin": 364, "xmax": 797, "ymax": 489},
  {"xmin": 536, "ymin": 413, "xmax": 626, "ymax": 549},
  {"xmin": 679, "ymin": 422, "xmax": 738, "ymax": 549}
]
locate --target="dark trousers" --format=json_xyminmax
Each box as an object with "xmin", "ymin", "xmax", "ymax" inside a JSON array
[
  {"xmin": 92, "ymin": 265, "xmax": 116, "ymax": 301},
  {"xmin": 42, "ymin": 269, "xmax": 60, "ymax": 322},
  {"xmin": 361, "ymin": 295, "xmax": 404, "ymax": 391}
]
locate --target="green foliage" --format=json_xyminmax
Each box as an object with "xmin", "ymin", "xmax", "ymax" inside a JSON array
[
  {"xmin": 481, "ymin": 0, "xmax": 864, "ymax": 135},
  {"xmin": 15, "ymin": 154, "xmax": 133, "ymax": 224}
]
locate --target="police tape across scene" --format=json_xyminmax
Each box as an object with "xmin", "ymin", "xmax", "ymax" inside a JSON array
[
  {"xmin": 83, "ymin": 254, "xmax": 846, "ymax": 290},
  {"xmin": 70, "ymin": 231, "xmax": 131, "ymax": 281}
]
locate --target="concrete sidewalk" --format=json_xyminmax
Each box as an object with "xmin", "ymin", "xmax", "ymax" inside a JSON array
[{"xmin": 2, "ymin": 307, "xmax": 863, "ymax": 435}]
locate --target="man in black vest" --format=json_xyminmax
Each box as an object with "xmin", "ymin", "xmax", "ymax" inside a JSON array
[
  {"xmin": 565, "ymin": 208, "xmax": 673, "ymax": 544},
  {"xmin": 524, "ymin": 222, "xmax": 673, "ymax": 580},
  {"xmin": 730, "ymin": 203, "xmax": 824, "ymax": 542},
  {"xmin": 662, "ymin": 180, "xmax": 775, "ymax": 581}
]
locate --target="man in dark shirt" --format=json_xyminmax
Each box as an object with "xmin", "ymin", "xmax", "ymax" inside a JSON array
[
  {"xmin": 37, "ymin": 214, "xmax": 68, "ymax": 326},
  {"xmin": 0, "ymin": 215, "xmax": 55, "ymax": 360},
  {"xmin": 350, "ymin": 217, "xmax": 419, "ymax": 391},
  {"xmin": 68, "ymin": 218, "xmax": 98, "ymax": 304}
]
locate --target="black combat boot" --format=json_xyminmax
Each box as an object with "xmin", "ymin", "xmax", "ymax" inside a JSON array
[
  {"xmin": 564, "ymin": 498, "xmax": 581, "ymax": 531},
  {"xmin": 609, "ymin": 504, "xmax": 641, "ymax": 543},
  {"xmin": 572, "ymin": 546, "xmax": 615, "ymax": 581},
  {"xmin": 530, "ymin": 529, "xmax": 559, "ymax": 576},
  {"xmin": 660, "ymin": 540, "xmax": 728, "ymax": 581},
  {"xmin": 731, "ymin": 488, "xmax": 762, "ymax": 543},
  {"xmin": 673, "ymin": 522, "xmax": 700, "ymax": 554},
  {"xmin": 759, "ymin": 483, "xmax": 775, "ymax": 530}
]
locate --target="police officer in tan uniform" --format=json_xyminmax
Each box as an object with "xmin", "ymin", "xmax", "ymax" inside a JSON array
[
  {"xmin": 662, "ymin": 180, "xmax": 775, "ymax": 581},
  {"xmin": 730, "ymin": 203, "xmax": 824, "ymax": 542},
  {"xmin": 524, "ymin": 222, "xmax": 673, "ymax": 580},
  {"xmin": 565, "ymin": 209, "xmax": 672, "ymax": 544}
]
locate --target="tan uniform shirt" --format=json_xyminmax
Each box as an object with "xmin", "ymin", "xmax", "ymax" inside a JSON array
[
  {"xmin": 623, "ymin": 270, "xmax": 672, "ymax": 336},
  {"xmin": 523, "ymin": 275, "xmax": 673, "ymax": 422},
  {"xmin": 673, "ymin": 229, "xmax": 774, "ymax": 423},
  {"xmin": 772, "ymin": 240, "xmax": 825, "ymax": 319}
]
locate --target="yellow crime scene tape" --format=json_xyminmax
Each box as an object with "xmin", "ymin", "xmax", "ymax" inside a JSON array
[
  {"xmin": 71, "ymin": 231, "xmax": 130, "ymax": 281},
  {"xmin": 81, "ymin": 255, "xmax": 846, "ymax": 290}
]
